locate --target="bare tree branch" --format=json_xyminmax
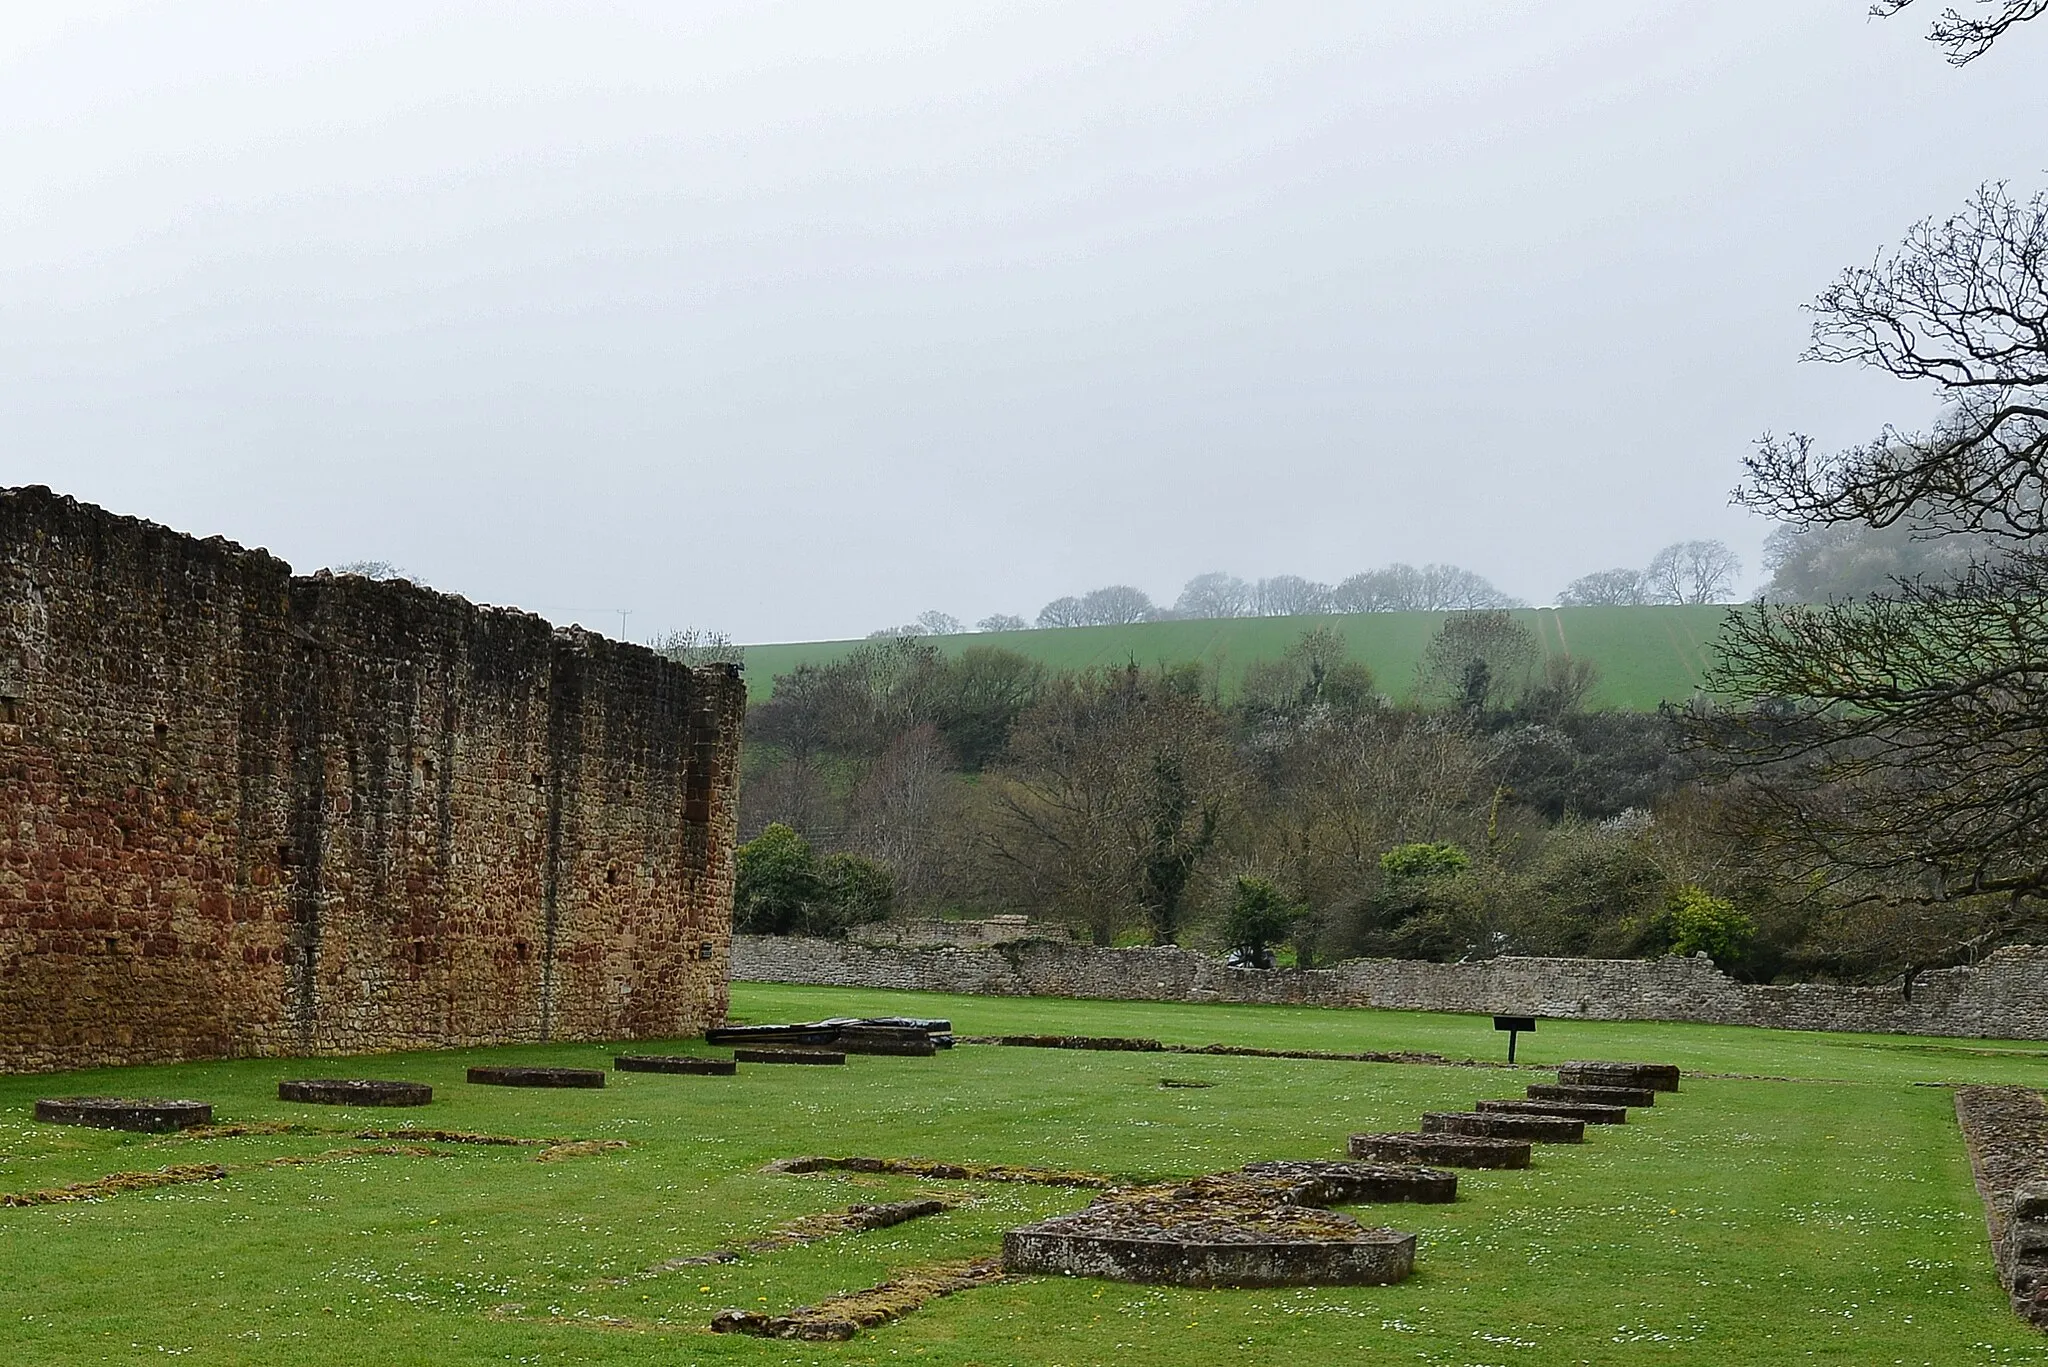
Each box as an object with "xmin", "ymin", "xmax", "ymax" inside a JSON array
[
  {"xmin": 1740, "ymin": 183, "xmax": 2048, "ymax": 536},
  {"xmin": 1872, "ymin": 0, "xmax": 2048, "ymax": 64}
]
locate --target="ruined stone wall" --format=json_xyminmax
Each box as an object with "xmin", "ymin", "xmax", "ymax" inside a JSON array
[
  {"xmin": 847, "ymin": 916, "xmax": 1071, "ymax": 948},
  {"xmin": 731, "ymin": 935, "xmax": 2048, "ymax": 1041},
  {"xmin": 0, "ymin": 486, "xmax": 747, "ymax": 1073}
]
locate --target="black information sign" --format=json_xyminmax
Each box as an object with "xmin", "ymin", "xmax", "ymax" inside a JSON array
[{"xmin": 1492, "ymin": 1015, "xmax": 1537, "ymax": 1063}]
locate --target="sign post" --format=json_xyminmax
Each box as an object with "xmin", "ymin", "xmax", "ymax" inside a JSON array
[{"xmin": 1493, "ymin": 1015, "xmax": 1536, "ymax": 1064}]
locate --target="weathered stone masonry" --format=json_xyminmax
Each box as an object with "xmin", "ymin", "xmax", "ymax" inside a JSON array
[
  {"xmin": 732, "ymin": 935, "xmax": 2048, "ymax": 1041},
  {"xmin": 0, "ymin": 487, "xmax": 746, "ymax": 1073}
]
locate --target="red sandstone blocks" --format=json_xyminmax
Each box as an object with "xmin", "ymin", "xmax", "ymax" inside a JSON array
[{"xmin": 0, "ymin": 487, "xmax": 745, "ymax": 1073}]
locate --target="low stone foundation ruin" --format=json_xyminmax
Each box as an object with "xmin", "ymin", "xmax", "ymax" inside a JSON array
[
  {"xmin": 1477, "ymin": 1098, "xmax": 1626, "ymax": 1124},
  {"xmin": 1348, "ymin": 1132, "xmax": 1532, "ymax": 1168},
  {"xmin": 1529, "ymin": 1082, "xmax": 1656, "ymax": 1107},
  {"xmin": 1954, "ymin": 1086, "xmax": 2048, "ymax": 1331},
  {"xmin": 1002, "ymin": 1168, "xmax": 1423, "ymax": 1288},
  {"xmin": 34, "ymin": 1097, "xmax": 213, "ymax": 1132},
  {"xmin": 1420, "ymin": 1110, "xmax": 1585, "ymax": 1143},
  {"xmin": 614, "ymin": 1054, "xmax": 736, "ymax": 1076},
  {"xmin": 1560, "ymin": 1061, "xmax": 1680, "ymax": 1091},
  {"xmin": 277, "ymin": 1079, "xmax": 432, "ymax": 1106},
  {"xmin": 465, "ymin": 1066, "xmax": 605, "ymax": 1088}
]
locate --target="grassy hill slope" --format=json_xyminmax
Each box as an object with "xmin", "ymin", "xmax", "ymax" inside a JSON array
[{"xmin": 740, "ymin": 604, "xmax": 1733, "ymax": 711}]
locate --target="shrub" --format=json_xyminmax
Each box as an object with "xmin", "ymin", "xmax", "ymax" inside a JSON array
[
  {"xmin": 734, "ymin": 824, "xmax": 819, "ymax": 934},
  {"xmin": 1658, "ymin": 885, "xmax": 1755, "ymax": 965},
  {"xmin": 734, "ymin": 824, "xmax": 895, "ymax": 937},
  {"xmin": 816, "ymin": 852, "xmax": 895, "ymax": 933},
  {"xmin": 1222, "ymin": 876, "xmax": 1304, "ymax": 967},
  {"xmin": 1378, "ymin": 841, "xmax": 1471, "ymax": 883}
]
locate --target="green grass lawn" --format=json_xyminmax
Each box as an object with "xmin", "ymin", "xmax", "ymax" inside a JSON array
[
  {"xmin": 3, "ymin": 984, "xmax": 2045, "ymax": 1366},
  {"xmin": 736, "ymin": 605, "xmax": 1732, "ymax": 711}
]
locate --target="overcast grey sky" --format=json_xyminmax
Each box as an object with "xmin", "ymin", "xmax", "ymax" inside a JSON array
[{"xmin": 3, "ymin": 2, "xmax": 2042, "ymax": 642}]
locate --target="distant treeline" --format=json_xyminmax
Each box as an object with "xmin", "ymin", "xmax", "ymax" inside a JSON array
[
  {"xmin": 873, "ymin": 540, "xmax": 1747, "ymax": 638},
  {"xmin": 869, "ymin": 522, "xmax": 2016, "ymax": 641}
]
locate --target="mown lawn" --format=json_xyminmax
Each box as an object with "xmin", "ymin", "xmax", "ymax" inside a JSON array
[{"xmin": 2, "ymin": 984, "xmax": 2044, "ymax": 1366}]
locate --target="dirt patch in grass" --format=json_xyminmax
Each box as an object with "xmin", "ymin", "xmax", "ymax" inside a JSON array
[
  {"xmin": 625, "ymin": 1197, "xmax": 955, "ymax": 1281},
  {"xmin": 169, "ymin": 1124, "xmax": 625, "ymax": 1161},
  {"xmin": 764, "ymin": 1154, "xmax": 1113, "ymax": 1188},
  {"xmin": 534, "ymin": 1140, "xmax": 629, "ymax": 1162},
  {"xmin": 710, "ymin": 1257, "xmax": 1006, "ymax": 1341},
  {"xmin": 2, "ymin": 1144, "xmax": 450, "ymax": 1208},
  {"xmin": 0, "ymin": 1163, "xmax": 229, "ymax": 1206}
]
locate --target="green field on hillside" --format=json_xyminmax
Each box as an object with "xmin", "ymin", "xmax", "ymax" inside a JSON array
[
  {"xmin": 739, "ymin": 605, "xmax": 1732, "ymax": 711},
  {"xmin": 4, "ymin": 985, "xmax": 2044, "ymax": 1366}
]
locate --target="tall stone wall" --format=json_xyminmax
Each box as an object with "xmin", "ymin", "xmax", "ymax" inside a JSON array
[
  {"xmin": 731, "ymin": 935, "xmax": 2048, "ymax": 1041},
  {"xmin": 0, "ymin": 486, "xmax": 747, "ymax": 1073}
]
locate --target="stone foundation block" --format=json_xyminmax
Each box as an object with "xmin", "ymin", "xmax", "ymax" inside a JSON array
[
  {"xmin": 1528, "ymin": 1082, "xmax": 1655, "ymax": 1107},
  {"xmin": 836, "ymin": 1030, "xmax": 937, "ymax": 1057},
  {"xmin": 1238, "ymin": 1160, "xmax": 1456, "ymax": 1204},
  {"xmin": 1421, "ymin": 1111, "xmax": 1585, "ymax": 1143},
  {"xmin": 1002, "ymin": 1173, "xmax": 1416, "ymax": 1287},
  {"xmin": 466, "ymin": 1066, "xmax": 605, "ymax": 1088},
  {"xmin": 615, "ymin": 1055, "xmax": 737, "ymax": 1076},
  {"xmin": 277, "ymin": 1079, "xmax": 432, "ymax": 1106},
  {"xmin": 734, "ymin": 1048, "xmax": 846, "ymax": 1065},
  {"xmin": 1477, "ymin": 1098, "xmax": 1627, "ymax": 1124},
  {"xmin": 1559, "ymin": 1061, "xmax": 1680, "ymax": 1092},
  {"xmin": 34, "ymin": 1097, "xmax": 213, "ymax": 1132},
  {"xmin": 1348, "ymin": 1132, "xmax": 1532, "ymax": 1169}
]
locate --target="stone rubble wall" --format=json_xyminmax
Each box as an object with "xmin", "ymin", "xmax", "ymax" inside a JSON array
[
  {"xmin": 847, "ymin": 916, "xmax": 1070, "ymax": 948},
  {"xmin": 0, "ymin": 486, "xmax": 746, "ymax": 1073},
  {"xmin": 731, "ymin": 934, "xmax": 2048, "ymax": 1041}
]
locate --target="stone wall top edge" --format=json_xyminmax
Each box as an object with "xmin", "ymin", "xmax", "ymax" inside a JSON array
[{"xmin": 3, "ymin": 484, "xmax": 740, "ymax": 688}]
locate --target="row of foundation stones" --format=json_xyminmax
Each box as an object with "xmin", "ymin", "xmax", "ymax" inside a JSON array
[
  {"xmin": 28, "ymin": 1019, "xmax": 956, "ymax": 1133},
  {"xmin": 997, "ymin": 1059, "xmax": 1681, "ymax": 1291}
]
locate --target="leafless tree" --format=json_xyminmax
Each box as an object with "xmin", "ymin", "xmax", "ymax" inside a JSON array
[
  {"xmin": 1741, "ymin": 183, "xmax": 2048, "ymax": 538},
  {"xmin": 976, "ymin": 613, "xmax": 1030, "ymax": 632},
  {"xmin": 1693, "ymin": 182, "xmax": 2048, "ymax": 959},
  {"xmin": 914, "ymin": 610, "xmax": 964, "ymax": 635},
  {"xmin": 1036, "ymin": 596, "xmax": 1087, "ymax": 628},
  {"xmin": 1520, "ymin": 655, "xmax": 1602, "ymax": 723},
  {"xmin": 976, "ymin": 668, "xmax": 1240, "ymax": 944},
  {"xmin": 1643, "ymin": 540, "xmax": 1744, "ymax": 604},
  {"xmin": 842, "ymin": 723, "xmax": 957, "ymax": 904},
  {"xmin": 1697, "ymin": 556, "xmax": 2048, "ymax": 930},
  {"xmin": 1760, "ymin": 516, "xmax": 1996, "ymax": 600},
  {"xmin": 1253, "ymin": 709, "xmax": 1494, "ymax": 959},
  {"xmin": 1254, "ymin": 574, "xmax": 1332, "ymax": 616},
  {"xmin": 1037, "ymin": 586, "xmax": 1158, "ymax": 627},
  {"xmin": 1174, "ymin": 572, "xmax": 1255, "ymax": 620},
  {"xmin": 1872, "ymin": 0, "xmax": 2047, "ymax": 63},
  {"xmin": 1557, "ymin": 568, "xmax": 1649, "ymax": 606},
  {"xmin": 1079, "ymin": 585, "xmax": 1157, "ymax": 624},
  {"xmin": 1419, "ymin": 610, "xmax": 1540, "ymax": 711},
  {"xmin": 654, "ymin": 628, "xmax": 746, "ymax": 667},
  {"xmin": 1330, "ymin": 563, "xmax": 1523, "ymax": 612},
  {"xmin": 333, "ymin": 559, "xmax": 410, "ymax": 582},
  {"xmin": 1238, "ymin": 627, "xmax": 1378, "ymax": 719}
]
